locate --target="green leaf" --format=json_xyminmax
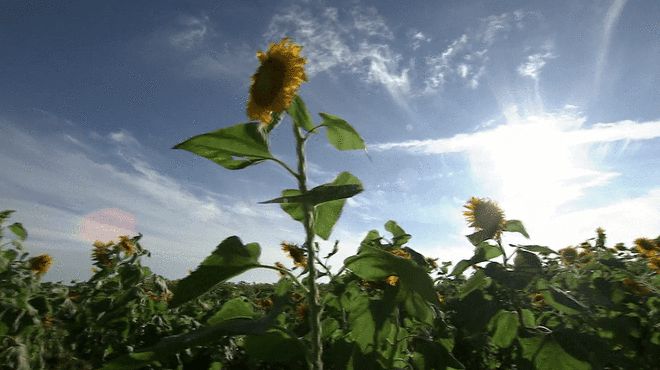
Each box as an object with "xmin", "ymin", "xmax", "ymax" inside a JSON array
[
  {"xmin": 173, "ymin": 122, "xmax": 273, "ymax": 170},
  {"xmin": 102, "ymin": 316, "xmax": 277, "ymax": 370},
  {"xmin": 207, "ymin": 297, "xmax": 256, "ymax": 325},
  {"xmin": 520, "ymin": 309, "xmax": 536, "ymax": 328},
  {"xmin": 459, "ymin": 269, "xmax": 491, "ymax": 299},
  {"xmin": 514, "ymin": 244, "xmax": 556, "ymax": 255},
  {"xmin": 8, "ymin": 223, "xmax": 27, "ymax": 240},
  {"xmin": 450, "ymin": 242, "xmax": 502, "ymax": 276},
  {"xmin": 0, "ymin": 210, "xmax": 15, "ymax": 224},
  {"xmin": 170, "ymin": 236, "xmax": 261, "ymax": 308},
  {"xmin": 261, "ymin": 183, "xmax": 362, "ymax": 206},
  {"xmin": 488, "ymin": 310, "xmax": 520, "ymax": 348},
  {"xmin": 243, "ymin": 331, "xmax": 307, "ymax": 364},
  {"xmin": 385, "ymin": 220, "xmax": 411, "ymax": 247},
  {"xmin": 411, "ymin": 338, "xmax": 465, "ymax": 370},
  {"xmin": 536, "ymin": 280, "xmax": 587, "ymax": 315},
  {"xmin": 319, "ymin": 112, "xmax": 365, "ymax": 151},
  {"xmin": 466, "ymin": 229, "xmax": 490, "ymax": 246},
  {"xmin": 345, "ymin": 245, "xmax": 438, "ymax": 305},
  {"xmin": 514, "ymin": 250, "xmax": 542, "ymax": 275},
  {"xmin": 287, "ymin": 95, "xmax": 315, "ymax": 131},
  {"xmin": 519, "ymin": 335, "xmax": 591, "ymax": 370},
  {"xmin": 277, "ymin": 172, "xmax": 362, "ymax": 239},
  {"xmin": 503, "ymin": 219, "xmax": 529, "ymax": 238}
]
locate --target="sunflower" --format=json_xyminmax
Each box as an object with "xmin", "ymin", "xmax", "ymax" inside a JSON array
[
  {"xmin": 390, "ymin": 248, "xmax": 411, "ymax": 259},
  {"xmin": 559, "ymin": 247, "xmax": 578, "ymax": 265},
  {"xmin": 247, "ymin": 38, "xmax": 307, "ymax": 124},
  {"xmin": 463, "ymin": 197, "xmax": 506, "ymax": 240},
  {"xmin": 92, "ymin": 240, "xmax": 114, "ymax": 267},
  {"xmin": 634, "ymin": 238, "xmax": 656, "ymax": 257},
  {"xmin": 385, "ymin": 275, "xmax": 399, "ymax": 286},
  {"xmin": 29, "ymin": 254, "xmax": 53, "ymax": 275},
  {"xmin": 281, "ymin": 242, "xmax": 307, "ymax": 268},
  {"xmin": 118, "ymin": 235, "xmax": 136, "ymax": 256}
]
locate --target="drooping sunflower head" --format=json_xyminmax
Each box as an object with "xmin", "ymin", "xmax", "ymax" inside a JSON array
[
  {"xmin": 634, "ymin": 237, "xmax": 657, "ymax": 257},
  {"xmin": 247, "ymin": 38, "xmax": 307, "ymax": 124},
  {"xmin": 559, "ymin": 247, "xmax": 578, "ymax": 265},
  {"xmin": 92, "ymin": 240, "xmax": 114, "ymax": 267},
  {"xmin": 118, "ymin": 235, "xmax": 136, "ymax": 256},
  {"xmin": 281, "ymin": 241, "xmax": 307, "ymax": 268},
  {"xmin": 463, "ymin": 197, "xmax": 506, "ymax": 239},
  {"xmin": 29, "ymin": 254, "xmax": 53, "ymax": 275}
]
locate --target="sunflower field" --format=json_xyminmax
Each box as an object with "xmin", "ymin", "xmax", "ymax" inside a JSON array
[{"xmin": 1, "ymin": 38, "xmax": 659, "ymax": 370}]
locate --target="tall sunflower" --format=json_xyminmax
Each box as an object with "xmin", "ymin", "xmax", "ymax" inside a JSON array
[
  {"xmin": 29, "ymin": 254, "xmax": 53, "ymax": 275},
  {"xmin": 247, "ymin": 38, "xmax": 307, "ymax": 124},
  {"xmin": 463, "ymin": 197, "xmax": 506, "ymax": 240}
]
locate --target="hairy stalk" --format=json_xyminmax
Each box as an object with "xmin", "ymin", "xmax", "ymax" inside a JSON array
[
  {"xmin": 497, "ymin": 238, "xmax": 508, "ymax": 267},
  {"xmin": 293, "ymin": 124, "xmax": 323, "ymax": 370}
]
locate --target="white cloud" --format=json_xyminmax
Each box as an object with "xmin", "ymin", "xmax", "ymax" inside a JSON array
[
  {"xmin": 409, "ymin": 30, "xmax": 431, "ymax": 50},
  {"xmin": 266, "ymin": 5, "xmax": 410, "ymax": 104},
  {"xmin": 372, "ymin": 109, "xmax": 660, "ymax": 251},
  {"xmin": 424, "ymin": 10, "xmax": 535, "ymax": 91},
  {"xmin": 169, "ymin": 15, "xmax": 209, "ymax": 50},
  {"xmin": 518, "ymin": 52, "xmax": 555, "ymax": 79},
  {"xmin": 594, "ymin": 0, "xmax": 628, "ymax": 94},
  {"xmin": 0, "ymin": 119, "xmax": 306, "ymax": 282}
]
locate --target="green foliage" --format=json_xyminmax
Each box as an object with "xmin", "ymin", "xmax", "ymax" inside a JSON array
[{"xmin": 319, "ymin": 112, "xmax": 365, "ymax": 151}]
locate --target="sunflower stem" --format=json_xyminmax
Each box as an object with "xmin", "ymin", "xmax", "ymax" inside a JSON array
[
  {"xmin": 497, "ymin": 239, "xmax": 509, "ymax": 267},
  {"xmin": 293, "ymin": 123, "xmax": 324, "ymax": 370}
]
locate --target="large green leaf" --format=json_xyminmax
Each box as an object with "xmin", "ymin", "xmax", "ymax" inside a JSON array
[
  {"xmin": 503, "ymin": 219, "xmax": 529, "ymax": 238},
  {"xmin": 277, "ymin": 172, "xmax": 362, "ymax": 239},
  {"xmin": 385, "ymin": 220, "xmax": 411, "ymax": 247},
  {"xmin": 450, "ymin": 242, "xmax": 502, "ymax": 276},
  {"xmin": 319, "ymin": 112, "xmax": 365, "ymax": 151},
  {"xmin": 101, "ymin": 316, "xmax": 276, "ymax": 370},
  {"xmin": 514, "ymin": 244, "xmax": 556, "ymax": 255},
  {"xmin": 536, "ymin": 280, "xmax": 587, "ymax": 315},
  {"xmin": 287, "ymin": 95, "xmax": 315, "ymax": 131},
  {"xmin": 173, "ymin": 122, "xmax": 273, "ymax": 170},
  {"xmin": 411, "ymin": 338, "xmax": 465, "ymax": 370},
  {"xmin": 488, "ymin": 310, "xmax": 520, "ymax": 348},
  {"xmin": 261, "ymin": 183, "xmax": 362, "ymax": 206},
  {"xmin": 344, "ymin": 245, "xmax": 438, "ymax": 306},
  {"xmin": 169, "ymin": 236, "xmax": 261, "ymax": 308},
  {"xmin": 207, "ymin": 297, "xmax": 256, "ymax": 325},
  {"xmin": 458, "ymin": 269, "xmax": 491, "ymax": 299},
  {"xmin": 243, "ymin": 331, "xmax": 307, "ymax": 364},
  {"xmin": 519, "ymin": 335, "xmax": 591, "ymax": 370}
]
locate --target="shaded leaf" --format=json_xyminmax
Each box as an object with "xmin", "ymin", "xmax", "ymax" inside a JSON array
[
  {"xmin": 261, "ymin": 183, "xmax": 362, "ymax": 206},
  {"xmin": 207, "ymin": 297, "xmax": 256, "ymax": 325},
  {"xmin": 450, "ymin": 242, "xmax": 502, "ymax": 276},
  {"xmin": 488, "ymin": 310, "xmax": 520, "ymax": 348},
  {"xmin": 459, "ymin": 269, "xmax": 491, "ymax": 299},
  {"xmin": 170, "ymin": 236, "xmax": 260, "ymax": 308},
  {"xmin": 504, "ymin": 219, "xmax": 529, "ymax": 238},
  {"xmin": 385, "ymin": 220, "xmax": 411, "ymax": 247},
  {"xmin": 519, "ymin": 335, "xmax": 591, "ymax": 370}
]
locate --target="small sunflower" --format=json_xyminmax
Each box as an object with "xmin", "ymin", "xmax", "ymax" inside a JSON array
[
  {"xmin": 29, "ymin": 254, "xmax": 53, "ymax": 275},
  {"xmin": 559, "ymin": 247, "xmax": 578, "ymax": 265},
  {"xmin": 531, "ymin": 293, "xmax": 545, "ymax": 307},
  {"xmin": 118, "ymin": 235, "xmax": 136, "ymax": 256},
  {"xmin": 385, "ymin": 275, "xmax": 399, "ymax": 286},
  {"xmin": 295, "ymin": 303, "xmax": 308, "ymax": 320},
  {"xmin": 281, "ymin": 242, "xmax": 307, "ymax": 268},
  {"xmin": 634, "ymin": 238, "xmax": 656, "ymax": 258},
  {"xmin": 463, "ymin": 197, "xmax": 506, "ymax": 240},
  {"xmin": 247, "ymin": 38, "xmax": 307, "ymax": 124},
  {"xmin": 274, "ymin": 261, "xmax": 287, "ymax": 276},
  {"xmin": 92, "ymin": 240, "xmax": 114, "ymax": 267}
]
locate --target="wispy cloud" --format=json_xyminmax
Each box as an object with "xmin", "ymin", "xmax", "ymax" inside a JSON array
[
  {"xmin": 594, "ymin": 0, "xmax": 628, "ymax": 95},
  {"xmin": 424, "ymin": 11, "xmax": 534, "ymax": 91},
  {"xmin": 0, "ymin": 118, "xmax": 306, "ymax": 282},
  {"xmin": 168, "ymin": 15, "xmax": 210, "ymax": 50},
  {"xmin": 517, "ymin": 51, "xmax": 555, "ymax": 80},
  {"xmin": 408, "ymin": 30, "xmax": 431, "ymax": 50},
  {"xmin": 266, "ymin": 5, "xmax": 411, "ymax": 105}
]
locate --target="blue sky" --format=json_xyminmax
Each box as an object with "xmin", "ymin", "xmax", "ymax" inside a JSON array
[{"xmin": 1, "ymin": 0, "xmax": 658, "ymax": 282}]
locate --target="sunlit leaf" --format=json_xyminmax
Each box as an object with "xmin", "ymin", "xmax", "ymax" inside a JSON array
[
  {"xmin": 319, "ymin": 112, "xmax": 365, "ymax": 151},
  {"xmin": 287, "ymin": 95, "xmax": 315, "ymax": 131},
  {"xmin": 503, "ymin": 219, "xmax": 529, "ymax": 238},
  {"xmin": 488, "ymin": 310, "xmax": 519, "ymax": 348},
  {"xmin": 8, "ymin": 223, "xmax": 27, "ymax": 240},
  {"xmin": 207, "ymin": 297, "xmax": 256, "ymax": 325},
  {"xmin": 459, "ymin": 269, "xmax": 491, "ymax": 299},
  {"xmin": 450, "ymin": 242, "xmax": 502, "ymax": 276}
]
